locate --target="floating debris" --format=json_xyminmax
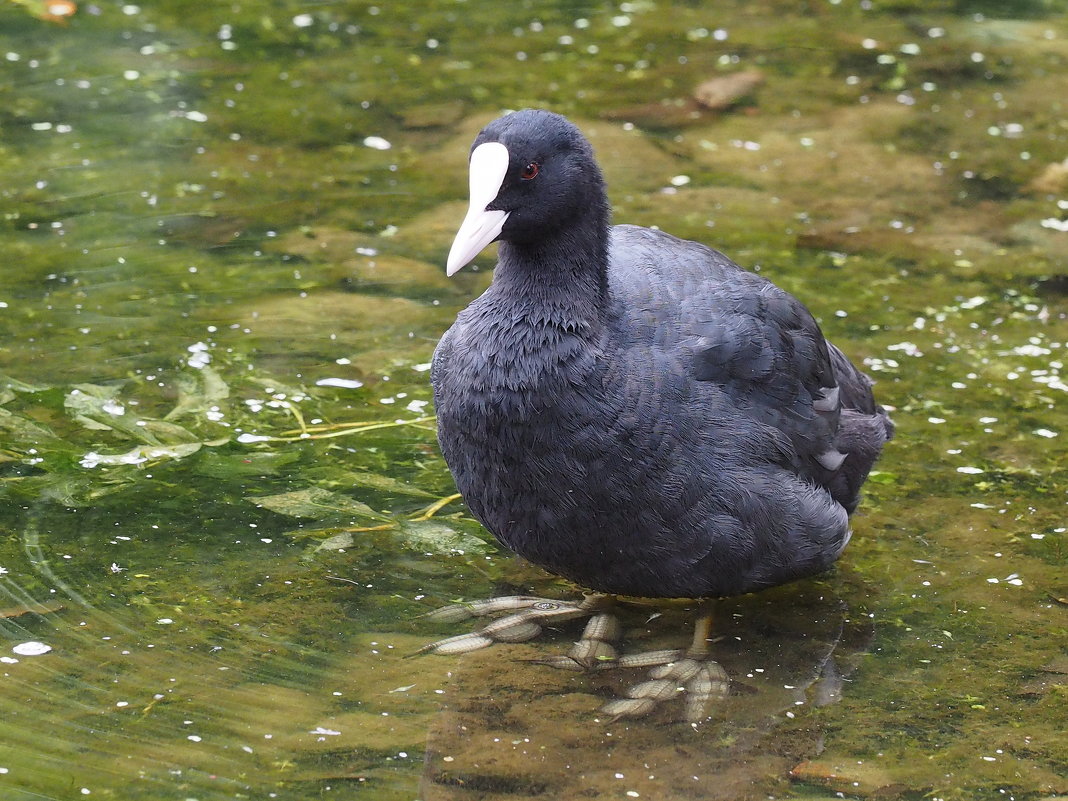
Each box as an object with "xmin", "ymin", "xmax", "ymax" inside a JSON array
[
  {"xmin": 12, "ymin": 641, "xmax": 52, "ymax": 656},
  {"xmin": 316, "ymin": 377, "xmax": 364, "ymax": 389}
]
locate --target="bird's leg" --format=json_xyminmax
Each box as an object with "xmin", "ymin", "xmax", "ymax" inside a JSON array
[
  {"xmin": 599, "ymin": 605, "xmax": 730, "ymax": 722},
  {"xmin": 416, "ymin": 593, "xmax": 612, "ymax": 656}
]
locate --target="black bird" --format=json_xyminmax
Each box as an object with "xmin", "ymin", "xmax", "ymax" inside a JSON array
[{"xmin": 425, "ymin": 110, "xmax": 892, "ymax": 684}]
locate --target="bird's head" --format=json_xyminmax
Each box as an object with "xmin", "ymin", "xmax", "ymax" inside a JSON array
[{"xmin": 446, "ymin": 109, "xmax": 605, "ymax": 275}]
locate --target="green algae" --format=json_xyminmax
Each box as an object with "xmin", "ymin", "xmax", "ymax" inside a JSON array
[{"xmin": 1, "ymin": 1, "xmax": 1067, "ymax": 800}]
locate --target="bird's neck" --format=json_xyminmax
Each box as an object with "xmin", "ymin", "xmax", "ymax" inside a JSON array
[{"xmin": 492, "ymin": 216, "xmax": 610, "ymax": 330}]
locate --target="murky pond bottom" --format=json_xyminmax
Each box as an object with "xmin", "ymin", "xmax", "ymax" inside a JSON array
[{"xmin": 1, "ymin": 1, "xmax": 1066, "ymax": 799}]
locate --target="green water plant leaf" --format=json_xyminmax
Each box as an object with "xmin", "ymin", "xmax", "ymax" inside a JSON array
[
  {"xmin": 394, "ymin": 519, "xmax": 491, "ymax": 555},
  {"xmin": 64, "ymin": 384, "xmax": 200, "ymax": 445},
  {"xmin": 78, "ymin": 441, "xmax": 223, "ymax": 469},
  {"xmin": 301, "ymin": 466, "xmax": 438, "ymax": 499},
  {"xmin": 247, "ymin": 487, "xmax": 390, "ymax": 522},
  {"xmin": 0, "ymin": 407, "xmax": 68, "ymax": 449},
  {"xmin": 165, "ymin": 366, "xmax": 231, "ymax": 420},
  {"xmin": 0, "ymin": 373, "xmax": 49, "ymax": 394}
]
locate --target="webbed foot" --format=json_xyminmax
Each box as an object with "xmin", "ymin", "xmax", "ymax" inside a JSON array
[
  {"xmin": 419, "ymin": 596, "xmax": 729, "ymax": 722},
  {"xmin": 416, "ymin": 593, "xmax": 611, "ymax": 655},
  {"xmin": 577, "ymin": 611, "xmax": 730, "ymax": 722}
]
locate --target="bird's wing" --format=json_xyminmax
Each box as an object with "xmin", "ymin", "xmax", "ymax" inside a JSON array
[{"xmin": 609, "ymin": 225, "xmax": 848, "ymax": 476}]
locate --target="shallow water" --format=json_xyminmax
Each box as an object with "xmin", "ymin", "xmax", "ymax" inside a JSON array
[{"xmin": 1, "ymin": 1, "xmax": 1066, "ymax": 799}]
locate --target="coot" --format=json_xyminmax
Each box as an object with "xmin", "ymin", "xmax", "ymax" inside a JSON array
[{"xmin": 432, "ymin": 109, "xmax": 892, "ymax": 602}]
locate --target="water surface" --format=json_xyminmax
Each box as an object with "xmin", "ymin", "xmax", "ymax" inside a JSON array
[{"xmin": 1, "ymin": 1, "xmax": 1066, "ymax": 799}]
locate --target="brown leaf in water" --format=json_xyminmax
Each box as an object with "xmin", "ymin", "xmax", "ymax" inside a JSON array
[{"xmin": 0, "ymin": 600, "xmax": 65, "ymax": 619}]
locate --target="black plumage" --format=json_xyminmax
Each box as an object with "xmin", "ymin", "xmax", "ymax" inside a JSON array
[{"xmin": 432, "ymin": 109, "xmax": 893, "ymax": 599}]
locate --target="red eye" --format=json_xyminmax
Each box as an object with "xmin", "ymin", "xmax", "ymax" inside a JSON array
[{"xmin": 521, "ymin": 162, "xmax": 540, "ymax": 180}]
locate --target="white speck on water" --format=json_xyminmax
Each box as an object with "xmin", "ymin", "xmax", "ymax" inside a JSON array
[
  {"xmin": 236, "ymin": 433, "xmax": 270, "ymax": 443},
  {"xmin": 1034, "ymin": 428, "xmax": 1058, "ymax": 438},
  {"xmin": 185, "ymin": 111, "xmax": 208, "ymax": 123},
  {"xmin": 101, "ymin": 399, "xmax": 125, "ymax": 416},
  {"xmin": 1012, "ymin": 344, "xmax": 1052, "ymax": 356},
  {"xmin": 363, "ymin": 136, "xmax": 391, "ymax": 150},
  {"xmin": 12, "ymin": 642, "xmax": 52, "ymax": 656},
  {"xmin": 121, "ymin": 4, "xmax": 140, "ymax": 14},
  {"xmin": 928, "ymin": 417, "xmax": 946, "ymax": 424},
  {"xmin": 156, "ymin": 618, "xmax": 174, "ymax": 625},
  {"xmin": 959, "ymin": 296, "xmax": 986, "ymax": 309},
  {"xmin": 611, "ymin": 15, "xmax": 631, "ymax": 27},
  {"xmin": 1040, "ymin": 218, "xmax": 1068, "ymax": 232},
  {"xmin": 957, "ymin": 466, "xmax": 984, "ymax": 474},
  {"xmin": 413, "ymin": 362, "xmax": 432, "ymax": 372},
  {"xmin": 887, "ymin": 341, "xmax": 923, "ymax": 357},
  {"xmin": 405, "ymin": 399, "xmax": 429, "ymax": 412},
  {"xmin": 670, "ymin": 175, "xmax": 691, "ymax": 187},
  {"xmin": 315, "ymin": 377, "xmax": 363, "ymax": 389},
  {"xmin": 293, "ymin": 13, "xmax": 314, "ymax": 27},
  {"xmin": 187, "ymin": 735, "xmax": 202, "ymax": 742},
  {"xmin": 310, "ymin": 727, "xmax": 341, "ymax": 736},
  {"xmin": 861, "ymin": 38, "xmax": 877, "ymax": 49},
  {"xmin": 355, "ymin": 247, "xmax": 378, "ymax": 256},
  {"xmin": 900, "ymin": 43, "xmax": 920, "ymax": 55}
]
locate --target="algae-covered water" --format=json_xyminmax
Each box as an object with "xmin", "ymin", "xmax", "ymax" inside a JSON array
[{"xmin": 1, "ymin": 1, "xmax": 1066, "ymax": 799}]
